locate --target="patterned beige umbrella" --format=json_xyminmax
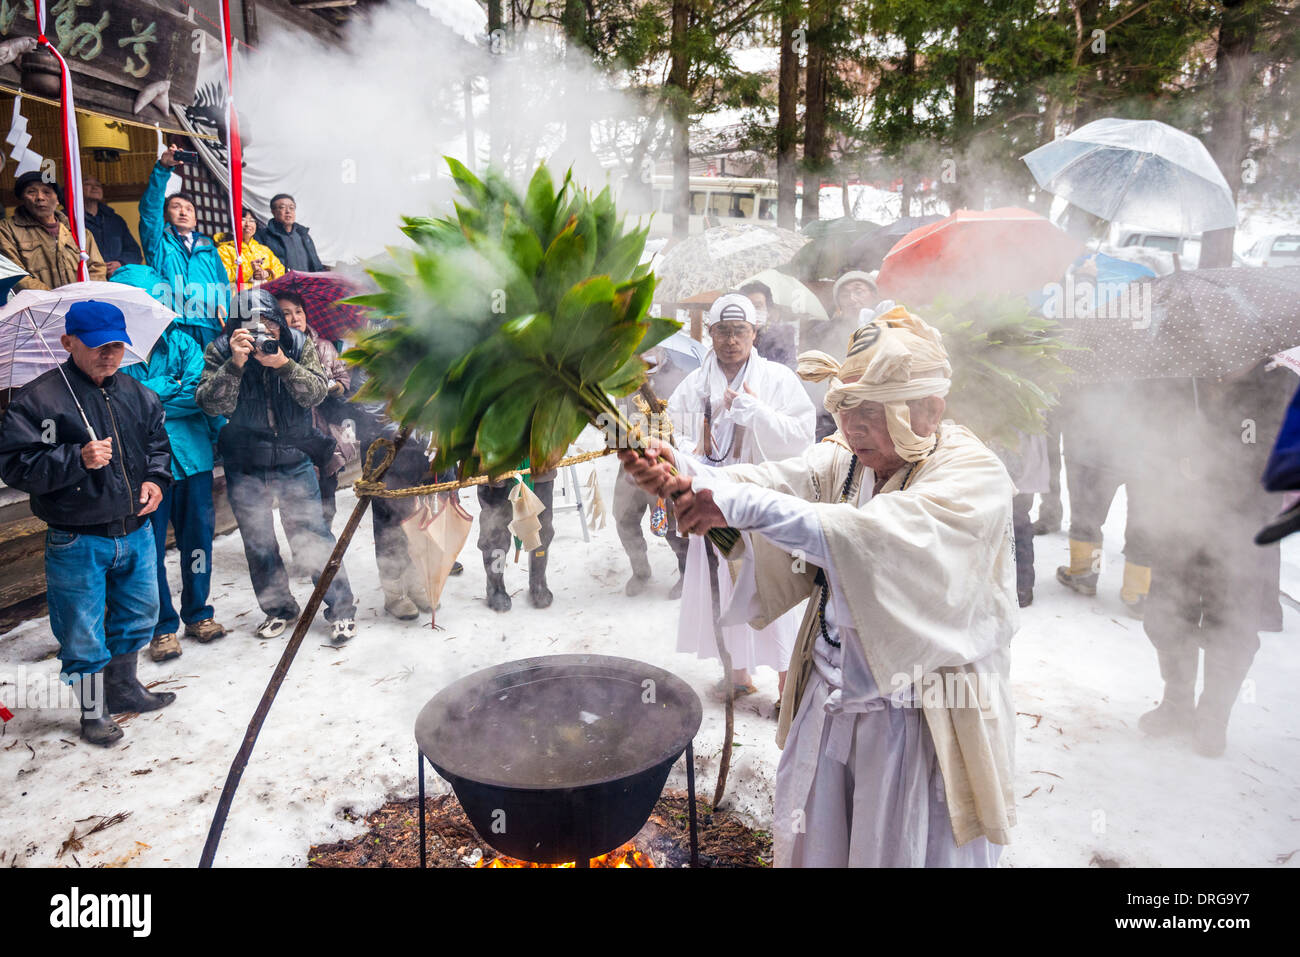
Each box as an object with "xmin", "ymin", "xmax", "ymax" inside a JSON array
[
  {"xmin": 402, "ymin": 495, "xmax": 473, "ymax": 629},
  {"xmin": 654, "ymin": 224, "xmax": 808, "ymax": 303}
]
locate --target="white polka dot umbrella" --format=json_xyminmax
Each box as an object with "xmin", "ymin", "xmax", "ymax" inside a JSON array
[{"xmin": 1062, "ymin": 266, "xmax": 1300, "ymax": 381}]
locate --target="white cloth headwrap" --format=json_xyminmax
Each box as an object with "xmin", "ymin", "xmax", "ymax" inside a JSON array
[{"xmin": 797, "ymin": 305, "xmax": 951, "ymax": 462}]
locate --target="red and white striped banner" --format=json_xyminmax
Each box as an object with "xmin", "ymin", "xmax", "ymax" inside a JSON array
[
  {"xmin": 220, "ymin": 0, "xmax": 245, "ymax": 288},
  {"xmin": 34, "ymin": 0, "xmax": 88, "ymax": 282}
]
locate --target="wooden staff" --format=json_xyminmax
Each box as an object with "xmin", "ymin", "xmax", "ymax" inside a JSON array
[
  {"xmin": 704, "ymin": 541, "xmax": 735, "ymax": 809},
  {"xmin": 199, "ymin": 431, "xmax": 409, "ymax": 868},
  {"xmin": 636, "ymin": 378, "xmax": 734, "ymax": 808}
]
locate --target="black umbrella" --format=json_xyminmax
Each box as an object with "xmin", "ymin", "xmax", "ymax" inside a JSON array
[
  {"xmin": 786, "ymin": 217, "xmax": 881, "ymax": 280},
  {"xmin": 845, "ymin": 215, "xmax": 944, "ymax": 272},
  {"xmin": 1063, "ymin": 266, "xmax": 1300, "ymax": 382}
]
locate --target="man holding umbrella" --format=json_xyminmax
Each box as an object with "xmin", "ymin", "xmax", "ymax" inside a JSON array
[{"xmin": 0, "ymin": 301, "xmax": 178, "ymax": 747}]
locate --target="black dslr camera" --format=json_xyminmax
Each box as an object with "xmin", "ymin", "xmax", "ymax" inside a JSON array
[{"xmin": 240, "ymin": 319, "xmax": 280, "ymax": 355}]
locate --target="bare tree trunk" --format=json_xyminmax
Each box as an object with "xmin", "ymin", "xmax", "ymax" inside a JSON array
[
  {"xmin": 802, "ymin": 0, "xmax": 829, "ymax": 226},
  {"xmin": 776, "ymin": 0, "xmax": 801, "ymax": 229},
  {"xmin": 898, "ymin": 40, "xmax": 916, "ymax": 219},
  {"xmin": 951, "ymin": 23, "xmax": 977, "ymax": 209},
  {"xmin": 1200, "ymin": 0, "xmax": 1258, "ymax": 269},
  {"xmin": 668, "ymin": 0, "xmax": 692, "ymax": 239},
  {"xmin": 561, "ymin": 0, "xmax": 593, "ymax": 175},
  {"xmin": 487, "ymin": 0, "xmax": 503, "ymax": 168},
  {"xmin": 463, "ymin": 80, "xmax": 476, "ymax": 171},
  {"xmin": 1070, "ymin": 0, "xmax": 1104, "ymax": 129}
]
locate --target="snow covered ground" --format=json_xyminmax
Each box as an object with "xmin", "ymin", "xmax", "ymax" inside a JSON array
[{"xmin": 2, "ymin": 431, "xmax": 1298, "ymax": 868}]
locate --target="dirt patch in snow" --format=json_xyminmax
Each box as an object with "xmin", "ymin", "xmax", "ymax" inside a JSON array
[{"xmin": 308, "ymin": 789, "xmax": 771, "ymax": 868}]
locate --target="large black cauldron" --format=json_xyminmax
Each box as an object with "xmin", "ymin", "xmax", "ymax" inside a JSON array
[{"xmin": 415, "ymin": 654, "xmax": 702, "ymax": 864}]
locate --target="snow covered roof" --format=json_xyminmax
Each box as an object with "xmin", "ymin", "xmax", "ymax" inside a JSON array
[{"xmin": 415, "ymin": 0, "xmax": 488, "ymax": 44}]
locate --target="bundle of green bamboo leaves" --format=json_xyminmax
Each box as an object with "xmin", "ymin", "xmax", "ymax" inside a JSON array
[{"xmin": 345, "ymin": 158, "xmax": 680, "ymax": 479}]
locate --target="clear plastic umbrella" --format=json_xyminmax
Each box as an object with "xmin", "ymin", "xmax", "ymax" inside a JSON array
[
  {"xmin": 738, "ymin": 268, "xmax": 830, "ymax": 320},
  {"xmin": 0, "ymin": 282, "xmax": 179, "ymax": 441},
  {"xmin": 1022, "ymin": 118, "xmax": 1237, "ymax": 236},
  {"xmin": 0, "ymin": 282, "xmax": 178, "ymax": 390},
  {"xmin": 0, "ymin": 251, "xmax": 26, "ymax": 300}
]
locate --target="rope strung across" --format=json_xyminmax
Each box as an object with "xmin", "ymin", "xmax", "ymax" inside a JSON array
[{"xmin": 351, "ymin": 441, "xmax": 619, "ymax": 498}]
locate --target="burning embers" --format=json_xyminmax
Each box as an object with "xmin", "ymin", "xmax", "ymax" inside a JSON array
[{"xmin": 475, "ymin": 841, "xmax": 655, "ymax": 868}]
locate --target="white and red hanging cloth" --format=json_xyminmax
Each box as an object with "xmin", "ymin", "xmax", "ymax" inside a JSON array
[
  {"xmin": 220, "ymin": 0, "xmax": 246, "ymax": 288},
  {"xmin": 34, "ymin": 0, "xmax": 88, "ymax": 282}
]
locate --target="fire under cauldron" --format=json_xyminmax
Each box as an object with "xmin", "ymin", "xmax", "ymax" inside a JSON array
[{"xmin": 415, "ymin": 654, "xmax": 703, "ymax": 867}]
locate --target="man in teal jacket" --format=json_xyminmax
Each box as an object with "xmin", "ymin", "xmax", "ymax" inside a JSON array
[
  {"xmin": 138, "ymin": 146, "xmax": 231, "ymax": 349},
  {"xmin": 118, "ymin": 266, "xmax": 227, "ymax": 661}
]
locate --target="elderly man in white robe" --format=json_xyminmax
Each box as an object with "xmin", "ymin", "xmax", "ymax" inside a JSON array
[
  {"xmin": 621, "ymin": 307, "xmax": 1018, "ymax": 867},
  {"xmin": 666, "ymin": 293, "xmax": 816, "ymax": 699}
]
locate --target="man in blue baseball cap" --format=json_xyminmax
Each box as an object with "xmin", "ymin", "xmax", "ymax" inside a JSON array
[{"xmin": 0, "ymin": 299, "xmax": 178, "ymax": 748}]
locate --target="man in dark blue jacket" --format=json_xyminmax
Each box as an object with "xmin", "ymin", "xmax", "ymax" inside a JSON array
[
  {"xmin": 255, "ymin": 193, "xmax": 326, "ymax": 273},
  {"xmin": 0, "ymin": 301, "xmax": 178, "ymax": 747},
  {"xmin": 84, "ymin": 174, "xmax": 143, "ymax": 278}
]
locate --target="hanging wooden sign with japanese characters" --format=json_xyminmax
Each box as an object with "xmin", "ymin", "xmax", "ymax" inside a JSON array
[{"xmin": 0, "ymin": 0, "xmax": 200, "ymax": 121}]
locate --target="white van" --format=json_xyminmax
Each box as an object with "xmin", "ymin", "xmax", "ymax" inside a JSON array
[
  {"xmin": 1242, "ymin": 234, "xmax": 1300, "ymax": 268},
  {"xmin": 641, "ymin": 176, "xmax": 787, "ymax": 237}
]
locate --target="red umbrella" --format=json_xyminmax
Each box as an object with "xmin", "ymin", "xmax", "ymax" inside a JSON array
[
  {"xmin": 875, "ymin": 207, "xmax": 1084, "ymax": 306},
  {"xmin": 261, "ymin": 270, "xmax": 373, "ymax": 342}
]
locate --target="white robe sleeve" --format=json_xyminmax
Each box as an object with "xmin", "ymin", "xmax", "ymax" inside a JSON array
[
  {"xmin": 695, "ymin": 475, "xmax": 832, "ymax": 569},
  {"xmin": 666, "ymin": 372, "xmax": 704, "ymax": 453},
  {"xmin": 729, "ymin": 364, "xmax": 817, "ymax": 462}
]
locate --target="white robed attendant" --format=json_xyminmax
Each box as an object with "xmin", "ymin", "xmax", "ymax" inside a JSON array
[
  {"xmin": 665, "ymin": 294, "xmax": 816, "ymax": 695},
  {"xmin": 622, "ymin": 307, "xmax": 1018, "ymax": 866}
]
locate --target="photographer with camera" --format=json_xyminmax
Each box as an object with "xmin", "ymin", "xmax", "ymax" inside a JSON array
[{"xmin": 196, "ymin": 290, "xmax": 358, "ymax": 642}]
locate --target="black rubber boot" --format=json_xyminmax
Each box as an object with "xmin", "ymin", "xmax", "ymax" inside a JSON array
[
  {"xmin": 529, "ymin": 548, "xmax": 553, "ymax": 608},
  {"xmin": 103, "ymin": 652, "xmax": 176, "ymax": 714},
  {"xmin": 484, "ymin": 556, "xmax": 511, "ymax": 612},
  {"xmin": 1194, "ymin": 653, "xmax": 1253, "ymax": 758},
  {"xmin": 625, "ymin": 550, "xmax": 652, "ymax": 597},
  {"xmin": 1055, "ymin": 566, "xmax": 1099, "ymax": 596},
  {"xmin": 1193, "ymin": 696, "xmax": 1231, "ymax": 758},
  {"xmin": 75, "ymin": 674, "xmax": 123, "ymax": 747},
  {"xmin": 1138, "ymin": 643, "xmax": 1197, "ymax": 738},
  {"xmin": 1033, "ymin": 495, "xmax": 1062, "ymax": 536},
  {"xmin": 667, "ymin": 544, "xmax": 687, "ymax": 599}
]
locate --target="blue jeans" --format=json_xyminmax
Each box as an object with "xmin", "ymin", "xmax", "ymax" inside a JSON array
[
  {"xmin": 149, "ymin": 470, "xmax": 215, "ymax": 636},
  {"xmin": 225, "ymin": 459, "xmax": 356, "ymax": 621},
  {"xmin": 45, "ymin": 523, "xmax": 159, "ymax": 680}
]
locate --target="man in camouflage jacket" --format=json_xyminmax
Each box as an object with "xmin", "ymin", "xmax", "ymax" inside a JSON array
[{"xmin": 196, "ymin": 291, "xmax": 358, "ymax": 642}]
